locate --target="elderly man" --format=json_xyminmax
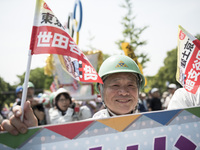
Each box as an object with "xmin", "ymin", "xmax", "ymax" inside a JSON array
[
  {"xmin": 93, "ymin": 55, "xmax": 145, "ymax": 118},
  {"xmin": 0, "ymin": 55, "xmax": 145, "ymax": 134}
]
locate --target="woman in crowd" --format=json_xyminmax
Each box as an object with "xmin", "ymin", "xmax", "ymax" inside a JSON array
[{"xmin": 49, "ymin": 88, "xmax": 92, "ymax": 124}]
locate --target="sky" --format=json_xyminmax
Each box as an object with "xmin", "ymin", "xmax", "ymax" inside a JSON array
[{"xmin": 0, "ymin": 0, "xmax": 200, "ymax": 85}]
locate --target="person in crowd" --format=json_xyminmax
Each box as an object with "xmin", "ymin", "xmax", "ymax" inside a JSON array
[
  {"xmin": 167, "ymin": 87, "xmax": 200, "ymax": 110},
  {"xmin": 95, "ymin": 94, "xmax": 103, "ymax": 111},
  {"xmin": 1, "ymin": 103, "xmax": 10, "ymax": 119},
  {"xmin": 145, "ymin": 90, "xmax": 152, "ymax": 111},
  {"xmin": 9, "ymin": 82, "xmax": 47, "ymax": 125},
  {"xmin": 92, "ymin": 55, "xmax": 145, "ymax": 118},
  {"xmin": 138, "ymin": 92, "xmax": 148, "ymax": 112},
  {"xmin": 1, "ymin": 55, "xmax": 145, "ymax": 134},
  {"xmin": 39, "ymin": 93, "xmax": 51, "ymax": 124},
  {"xmin": 49, "ymin": 88, "xmax": 92, "ymax": 124},
  {"xmin": 163, "ymin": 83, "xmax": 177, "ymax": 109},
  {"xmin": 49, "ymin": 92, "xmax": 56, "ymax": 107},
  {"xmin": 86, "ymin": 100, "xmax": 98, "ymax": 116},
  {"xmin": 49, "ymin": 88, "xmax": 74, "ymax": 124},
  {"xmin": 0, "ymin": 101, "xmax": 38, "ymax": 134},
  {"xmin": 77, "ymin": 101, "xmax": 93, "ymax": 121},
  {"xmin": 14, "ymin": 85, "xmax": 23, "ymax": 106},
  {"xmin": 149, "ymin": 88, "xmax": 162, "ymax": 111},
  {"xmin": 25, "ymin": 82, "xmax": 47, "ymax": 125},
  {"xmin": 7, "ymin": 86, "xmax": 23, "ymax": 118},
  {"xmin": 0, "ymin": 114, "xmax": 3, "ymax": 124},
  {"xmin": 161, "ymin": 91, "xmax": 169, "ymax": 109}
]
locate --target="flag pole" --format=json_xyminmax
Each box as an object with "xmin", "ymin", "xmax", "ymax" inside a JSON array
[{"xmin": 20, "ymin": 49, "xmax": 32, "ymax": 121}]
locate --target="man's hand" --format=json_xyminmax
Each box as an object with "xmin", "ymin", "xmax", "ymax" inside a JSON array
[{"xmin": 1, "ymin": 101, "xmax": 38, "ymax": 135}]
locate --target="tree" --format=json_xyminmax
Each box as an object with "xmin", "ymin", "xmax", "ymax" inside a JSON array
[
  {"xmin": 196, "ymin": 34, "xmax": 200, "ymax": 40},
  {"xmin": 17, "ymin": 67, "xmax": 53, "ymax": 94},
  {"xmin": 0, "ymin": 77, "xmax": 15, "ymax": 112},
  {"xmin": 116, "ymin": 0, "xmax": 149, "ymax": 68},
  {"xmin": 148, "ymin": 48, "xmax": 180, "ymax": 93}
]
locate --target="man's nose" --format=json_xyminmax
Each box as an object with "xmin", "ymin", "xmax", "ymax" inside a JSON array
[{"xmin": 118, "ymin": 87, "xmax": 129, "ymax": 95}]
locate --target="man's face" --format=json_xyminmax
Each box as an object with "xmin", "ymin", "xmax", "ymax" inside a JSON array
[
  {"xmin": 152, "ymin": 91, "xmax": 160, "ymax": 98},
  {"xmin": 103, "ymin": 72, "xmax": 139, "ymax": 115},
  {"xmin": 27, "ymin": 88, "xmax": 34, "ymax": 99},
  {"xmin": 168, "ymin": 88, "xmax": 176, "ymax": 94},
  {"xmin": 17, "ymin": 92, "xmax": 22, "ymax": 99},
  {"xmin": 26, "ymin": 88, "xmax": 35, "ymax": 106}
]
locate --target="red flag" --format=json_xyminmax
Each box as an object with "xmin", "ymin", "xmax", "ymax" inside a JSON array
[
  {"xmin": 30, "ymin": 0, "xmax": 102, "ymax": 84},
  {"xmin": 50, "ymin": 81, "xmax": 57, "ymax": 92},
  {"xmin": 177, "ymin": 25, "xmax": 200, "ymax": 94}
]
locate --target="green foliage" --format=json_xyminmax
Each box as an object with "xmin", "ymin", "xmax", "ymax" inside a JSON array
[
  {"xmin": 0, "ymin": 77, "xmax": 15, "ymax": 110},
  {"xmin": 195, "ymin": 34, "xmax": 200, "ymax": 40},
  {"xmin": 146, "ymin": 48, "xmax": 180, "ymax": 93},
  {"xmin": 116, "ymin": 0, "xmax": 149, "ymax": 68},
  {"xmin": 96, "ymin": 53, "xmax": 110, "ymax": 75},
  {"xmin": 17, "ymin": 67, "xmax": 53, "ymax": 94},
  {"xmin": 102, "ymin": 54, "xmax": 110, "ymax": 62}
]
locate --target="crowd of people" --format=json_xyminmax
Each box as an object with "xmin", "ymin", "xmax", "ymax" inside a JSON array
[
  {"xmin": 0, "ymin": 82, "xmax": 179, "ymax": 125},
  {"xmin": 0, "ymin": 82, "xmax": 101, "ymax": 126},
  {"xmin": 0, "ymin": 55, "xmax": 199, "ymax": 136}
]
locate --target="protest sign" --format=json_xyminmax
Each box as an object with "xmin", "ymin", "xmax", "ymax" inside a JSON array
[
  {"xmin": 177, "ymin": 25, "xmax": 200, "ymax": 94},
  {"xmin": 51, "ymin": 51, "xmax": 102, "ymax": 100},
  {"xmin": 0, "ymin": 106, "xmax": 200, "ymax": 150}
]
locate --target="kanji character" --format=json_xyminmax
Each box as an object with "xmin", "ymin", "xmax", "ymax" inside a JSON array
[
  {"xmin": 182, "ymin": 50, "xmax": 191, "ymax": 61},
  {"xmin": 196, "ymin": 50, "xmax": 200, "ymax": 60},
  {"xmin": 193, "ymin": 60, "xmax": 200, "ymax": 71},
  {"xmin": 41, "ymin": 12, "xmax": 54, "ymax": 24},
  {"xmin": 52, "ymin": 33, "xmax": 69, "ymax": 49},
  {"xmin": 184, "ymin": 40, "xmax": 194, "ymax": 51},
  {"xmin": 185, "ymin": 79, "xmax": 195, "ymax": 91},
  {"xmin": 181, "ymin": 58, "xmax": 187, "ymax": 68},
  {"xmin": 188, "ymin": 68, "xmax": 200, "ymax": 81},
  {"xmin": 54, "ymin": 17, "xmax": 64, "ymax": 29},
  {"xmin": 84, "ymin": 65, "xmax": 98, "ymax": 80},
  {"xmin": 69, "ymin": 41, "xmax": 81, "ymax": 56},
  {"xmin": 37, "ymin": 31, "xmax": 53, "ymax": 47}
]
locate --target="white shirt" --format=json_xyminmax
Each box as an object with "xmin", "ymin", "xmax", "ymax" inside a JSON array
[
  {"xmin": 92, "ymin": 109, "xmax": 112, "ymax": 119},
  {"xmin": 49, "ymin": 107, "xmax": 74, "ymax": 124},
  {"xmin": 49, "ymin": 105, "xmax": 92, "ymax": 124},
  {"xmin": 163, "ymin": 94, "xmax": 173, "ymax": 109},
  {"xmin": 78, "ymin": 105, "xmax": 92, "ymax": 120},
  {"xmin": 167, "ymin": 88, "xmax": 200, "ymax": 110}
]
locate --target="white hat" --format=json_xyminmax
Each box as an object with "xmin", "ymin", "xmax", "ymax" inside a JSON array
[
  {"xmin": 140, "ymin": 92, "xmax": 146, "ymax": 97},
  {"xmin": 168, "ymin": 83, "xmax": 177, "ymax": 89},
  {"xmin": 54, "ymin": 88, "xmax": 70, "ymax": 99},
  {"xmin": 151, "ymin": 88, "xmax": 159, "ymax": 94}
]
